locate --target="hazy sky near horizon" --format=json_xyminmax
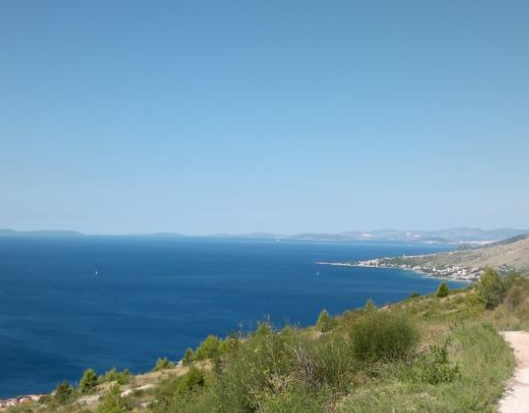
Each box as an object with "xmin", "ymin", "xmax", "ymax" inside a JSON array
[{"xmin": 1, "ymin": 0, "xmax": 528, "ymax": 235}]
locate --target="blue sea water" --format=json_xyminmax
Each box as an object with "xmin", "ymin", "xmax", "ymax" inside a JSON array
[{"xmin": 0, "ymin": 236, "xmax": 465, "ymax": 398}]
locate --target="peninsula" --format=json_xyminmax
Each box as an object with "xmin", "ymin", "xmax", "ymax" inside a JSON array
[{"xmin": 318, "ymin": 234, "xmax": 529, "ymax": 282}]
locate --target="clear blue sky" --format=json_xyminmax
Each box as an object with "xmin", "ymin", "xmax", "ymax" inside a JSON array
[{"xmin": 1, "ymin": 0, "xmax": 528, "ymax": 235}]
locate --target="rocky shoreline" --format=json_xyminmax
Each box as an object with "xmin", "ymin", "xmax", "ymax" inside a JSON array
[{"xmin": 0, "ymin": 394, "xmax": 44, "ymax": 410}]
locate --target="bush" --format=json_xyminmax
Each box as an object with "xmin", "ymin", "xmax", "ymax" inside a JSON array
[
  {"xmin": 410, "ymin": 342, "xmax": 460, "ymax": 384},
  {"xmin": 477, "ymin": 268, "xmax": 506, "ymax": 309},
  {"xmin": 350, "ymin": 311, "xmax": 418, "ymax": 361},
  {"xmin": 98, "ymin": 384, "xmax": 127, "ymax": 413},
  {"xmin": 183, "ymin": 348, "xmax": 194, "ymax": 365},
  {"xmin": 100, "ymin": 368, "xmax": 132, "ymax": 384},
  {"xmin": 194, "ymin": 335, "xmax": 221, "ymax": 361},
  {"xmin": 298, "ymin": 333, "xmax": 354, "ymax": 390},
  {"xmin": 212, "ymin": 327, "xmax": 297, "ymax": 412},
  {"xmin": 177, "ymin": 367, "xmax": 206, "ymax": 393},
  {"xmin": 219, "ymin": 336, "xmax": 239, "ymax": 356},
  {"xmin": 436, "ymin": 282, "xmax": 449, "ymax": 298},
  {"xmin": 153, "ymin": 357, "xmax": 175, "ymax": 372},
  {"xmin": 153, "ymin": 368, "xmax": 207, "ymax": 413},
  {"xmin": 54, "ymin": 381, "xmax": 75, "ymax": 404},
  {"xmin": 506, "ymin": 285, "xmax": 524, "ymax": 309},
  {"xmin": 316, "ymin": 309, "xmax": 337, "ymax": 332},
  {"xmin": 79, "ymin": 368, "xmax": 99, "ymax": 394}
]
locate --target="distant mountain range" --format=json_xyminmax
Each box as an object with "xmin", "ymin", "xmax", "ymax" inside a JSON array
[
  {"xmin": 1, "ymin": 227, "xmax": 527, "ymax": 245},
  {"xmin": 224, "ymin": 228, "xmax": 529, "ymax": 245},
  {"xmin": 0, "ymin": 229, "xmax": 84, "ymax": 237}
]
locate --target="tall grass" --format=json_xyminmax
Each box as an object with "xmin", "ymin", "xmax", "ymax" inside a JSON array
[{"xmin": 338, "ymin": 322, "xmax": 514, "ymax": 413}]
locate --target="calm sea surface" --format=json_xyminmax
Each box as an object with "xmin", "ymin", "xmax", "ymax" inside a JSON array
[{"xmin": 0, "ymin": 236, "xmax": 465, "ymax": 398}]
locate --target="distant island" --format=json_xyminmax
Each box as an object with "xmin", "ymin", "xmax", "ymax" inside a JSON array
[
  {"xmin": 318, "ymin": 234, "xmax": 529, "ymax": 282},
  {"xmin": 1, "ymin": 227, "xmax": 527, "ymax": 245}
]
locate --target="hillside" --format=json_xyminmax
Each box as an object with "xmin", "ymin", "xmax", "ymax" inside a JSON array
[
  {"xmin": 4, "ymin": 272, "xmax": 529, "ymax": 413},
  {"xmin": 352, "ymin": 234, "xmax": 529, "ymax": 280}
]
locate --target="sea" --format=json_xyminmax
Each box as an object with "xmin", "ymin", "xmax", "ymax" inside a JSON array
[{"xmin": 0, "ymin": 236, "xmax": 466, "ymax": 398}]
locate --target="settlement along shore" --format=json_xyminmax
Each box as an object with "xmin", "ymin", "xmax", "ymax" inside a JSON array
[{"xmin": 316, "ymin": 257, "xmax": 482, "ymax": 282}]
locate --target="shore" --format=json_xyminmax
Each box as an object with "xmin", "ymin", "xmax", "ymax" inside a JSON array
[
  {"xmin": 316, "ymin": 258, "xmax": 481, "ymax": 282},
  {"xmin": 0, "ymin": 395, "xmax": 43, "ymax": 410}
]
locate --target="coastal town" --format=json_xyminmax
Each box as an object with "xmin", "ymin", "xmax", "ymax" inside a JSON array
[
  {"xmin": 316, "ymin": 258, "xmax": 483, "ymax": 282},
  {"xmin": 351, "ymin": 258, "xmax": 483, "ymax": 281}
]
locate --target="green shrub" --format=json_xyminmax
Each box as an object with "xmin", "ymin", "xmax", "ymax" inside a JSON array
[
  {"xmin": 409, "ymin": 292, "xmax": 420, "ymax": 299},
  {"xmin": 505, "ymin": 285, "xmax": 524, "ymax": 309},
  {"xmin": 410, "ymin": 342, "xmax": 460, "ymax": 384},
  {"xmin": 54, "ymin": 381, "xmax": 75, "ymax": 404},
  {"xmin": 212, "ymin": 327, "xmax": 297, "ymax": 412},
  {"xmin": 100, "ymin": 368, "xmax": 131, "ymax": 385},
  {"xmin": 98, "ymin": 384, "xmax": 127, "ymax": 413},
  {"xmin": 477, "ymin": 268, "xmax": 506, "ymax": 309},
  {"xmin": 194, "ymin": 335, "xmax": 221, "ymax": 361},
  {"xmin": 183, "ymin": 348, "xmax": 194, "ymax": 365},
  {"xmin": 153, "ymin": 357, "xmax": 175, "ymax": 372},
  {"xmin": 436, "ymin": 282, "xmax": 449, "ymax": 298},
  {"xmin": 177, "ymin": 367, "xmax": 206, "ymax": 393},
  {"xmin": 254, "ymin": 321, "xmax": 273, "ymax": 336},
  {"xmin": 153, "ymin": 368, "xmax": 207, "ymax": 413},
  {"xmin": 79, "ymin": 368, "xmax": 98, "ymax": 394},
  {"xmin": 299, "ymin": 333, "xmax": 354, "ymax": 390},
  {"xmin": 350, "ymin": 311, "xmax": 418, "ymax": 361},
  {"xmin": 219, "ymin": 336, "xmax": 239, "ymax": 356},
  {"xmin": 316, "ymin": 309, "xmax": 337, "ymax": 332}
]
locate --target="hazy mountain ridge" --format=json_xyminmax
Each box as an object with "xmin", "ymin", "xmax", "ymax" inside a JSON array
[
  {"xmin": 1, "ymin": 228, "xmax": 527, "ymax": 244},
  {"xmin": 0, "ymin": 229, "xmax": 84, "ymax": 237},
  {"xmin": 290, "ymin": 228, "xmax": 529, "ymax": 244}
]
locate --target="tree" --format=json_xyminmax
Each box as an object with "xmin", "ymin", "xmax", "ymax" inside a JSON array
[
  {"xmin": 436, "ymin": 282, "xmax": 449, "ymax": 298},
  {"xmin": 182, "ymin": 348, "xmax": 194, "ymax": 366},
  {"xmin": 79, "ymin": 369, "xmax": 98, "ymax": 394},
  {"xmin": 54, "ymin": 381, "xmax": 74, "ymax": 404},
  {"xmin": 194, "ymin": 335, "xmax": 221, "ymax": 360},
  {"xmin": 153, "ymin": 357, "xmax": 175, "ymax": 372},
  {"xmin": 316, "ymin": 309, "xmax": 337, "ymax": 332},
  {"xmin": 477, "ymin": 268, "xmax": 506, "ymax": 309}
]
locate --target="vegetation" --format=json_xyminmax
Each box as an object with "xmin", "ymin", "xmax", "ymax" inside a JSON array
[
  {"xmin": 79, "ymin": 368, "xmax": 98, "ymax": 394},
  {"xmin": 193, "ymin": 335, "xmax": 221, "ymax": 361},
  {"xmin": 153, "ymin": 357, "xmax": 175, "ymax": 372},
  {"xmin": 349, "ymin": 310, "xmax": 418, "ymax": 361},
  {"xmin": 98, "ymin": 384, "xmax": 127, "ymax": 413},
  {"xmin": 316, "ymin": 309, "xmax": 338, "ymax": 332},
  {"xmin": 182, "ymin": 348, "xmax": 194, "ymax": 366},
  {"xmin": 53, "ymin": 381, "xmax": 75, "ymax": 405},
  {"xmin": 478, "ymin": 267, "xmax": 507, "ymax": 309},
  {"xmin": 100, "ymin": 368, "xmax": 132, "ymax": 385},
  {"xmin": 436, "ymin": 281, "xmax": 449, "ymax": 297},
  {"xmin": 9, "ymin": 271, "xmax": 529, "ymax": 413}
]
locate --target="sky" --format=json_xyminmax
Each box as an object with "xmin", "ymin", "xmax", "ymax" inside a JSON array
[{"xmin": 0, "ymin": 0, "xmax": 528, "ymax": 235}]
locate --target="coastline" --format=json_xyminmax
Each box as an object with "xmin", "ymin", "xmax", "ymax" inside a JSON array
[
  {"xmin": 0, "ymin": 395, "xmax": 43, "ymax": 410},
  {"xmin": 315, "ymin": 260, "xmax": 480, "ymax": 282}
]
